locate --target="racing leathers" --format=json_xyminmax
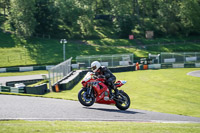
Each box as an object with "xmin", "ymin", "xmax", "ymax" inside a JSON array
[{"xmin": 95, "ymin": 66, "xmax": 118, "ymax": 97}]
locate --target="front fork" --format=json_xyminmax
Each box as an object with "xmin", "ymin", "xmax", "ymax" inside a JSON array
[
  {"xmin": 86, "ymin": 86, "xmax": 93, "ymax": 98},
  {"xmin": 113, "ymin": 90, "xmax": 125, "ymax": 103}
]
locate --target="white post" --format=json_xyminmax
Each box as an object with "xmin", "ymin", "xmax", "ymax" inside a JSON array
[
  {"xmin": 195, "ymin": 52, "xmax": 197, "ymax": 63},
  {"xmin": 158, "ymin": 54, "xmax": 160, "ymax": 64},
  {"xmin": 48, "ymin": 70, "xmax": 52, "ymax": 92},
  {"xmin": 132, "ymin": 54, "xmax": 134, "ymax": 64},
  {"xmin": 24, "ymin": 46, "xmax": 26, "ymax": 64},
  {"xmin": 184, "ymin": 52, "xmax": 185, "ymax": 63},
  {"xmin": 112, "ymin": 55, "xmax": 114, "ymax": 67},
  {"xmin": 89, "ymin": 56, "xmax": 91, "ymax": 67},
  {"xmin": 160, "ymin": 53, "xmax": 162, "ymax": 64},
  {"xmin": 63, "ymin": 43, "xmax": 66, "ymax": 61},
  {"xmin": 60, "ymin": 39, "xmax": 67, "ymax": 61}
]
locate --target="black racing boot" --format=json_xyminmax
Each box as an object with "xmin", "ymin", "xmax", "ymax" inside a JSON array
[
  {"xmin": 114, "ymin": 88, "xmax": 119, "ymax": 97},
  {"xmin": 108, "ymin": 87, "xmax": 114, "ymax": 99}
]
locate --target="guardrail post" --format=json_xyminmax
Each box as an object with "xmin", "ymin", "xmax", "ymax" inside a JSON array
[
  {"xmin": 195, "ymin": 52, "xmax": 197, "ymax": 63},
  {"xmin": 184, "ymin": 52, "xmax": 185, "ymax": 63},
  {"xmin": 112, "ymin": 55, "xmax": 113, "ymax": 67},
  {"xmin": 48, "ymin": 70, "xmax": 52, "ymax": 92}
]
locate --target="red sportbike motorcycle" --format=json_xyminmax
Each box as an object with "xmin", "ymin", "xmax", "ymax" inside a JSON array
[{"xmin": 78, "ymin": 72, "xmax": 130, "ymax": 110}]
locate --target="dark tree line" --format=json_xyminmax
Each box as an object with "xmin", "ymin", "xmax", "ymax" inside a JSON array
[{"xmin": 0, "ymin": 0, "xmax": 200, "ymax": 39}]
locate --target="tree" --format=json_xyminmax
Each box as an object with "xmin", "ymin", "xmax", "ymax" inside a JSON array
[
  {"xmin": 110, "ymin": 0, "xmax": 135, "ymax": 38},
  {"xmin": 54, "ymin": 0, "xmax": 95, "ymax": 38},
  {"xmin": 9, "ymin": 0, "xmax": 36, "ymax": 38},
  {"xmin": 34, "ymin": 0, "xmax": 59, "ymax": 36},
  {"xmin": 1, "ymin": 0, "xmax": 199, "ymax": 39},
  {"xmin": 179, "ymin": 0, "xmax": 200, "ymax": 36},
  {"xmin": 0, "ymin": 0, "xmax": 10, "ymax": 18}
]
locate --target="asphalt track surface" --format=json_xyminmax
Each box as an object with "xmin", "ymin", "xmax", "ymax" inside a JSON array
[{"xmin": 0, "ymin": 95, "xmax": 200, "ymax": 123}]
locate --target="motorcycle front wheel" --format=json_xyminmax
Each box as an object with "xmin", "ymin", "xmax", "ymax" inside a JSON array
[
  {"xmin": 115, "ymin": 91, "xmax": 130, "ymax": 110},
  {"xmin": 78, "ymin": 88, "xmax": 95, "ymax": 106}
]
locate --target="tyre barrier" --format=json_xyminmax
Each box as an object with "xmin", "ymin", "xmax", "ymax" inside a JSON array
[
  {"xmin": 136, "ymin": 63, "xmax": 200, "ymax": 70},
  {"xmin": 0, "ymin": 84, "xmax": 48, "ymax": 95},
  {"xmin": 26, "ymin": 83, "xmax": 48, "ymax": 95},
  {"xmin": 6, "ymin": 79, "xmax": 44, "ymax": 87},
  {"xmin": 52, "ymin": 70, "xmax": 87, "ymax": 91},
  {"xmin": 0, "ymin": 85, "xmax": 25, "ymax": 93}
]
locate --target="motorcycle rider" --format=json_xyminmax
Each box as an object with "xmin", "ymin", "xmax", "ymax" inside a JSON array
[{"xmin": 91, "ymin": 61, "xmax": 119, "ymax": 98}]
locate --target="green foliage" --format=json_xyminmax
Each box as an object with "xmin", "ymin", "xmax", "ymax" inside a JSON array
[
  {"xmin": 1, "ymin": 0, "xmax": 200, "ymax": 39},
  {"xmin": 34, "ymin": 0, "xmax": 59, "ymax": 36},
  {"xmin": 54, "ymin": 0, "xmax": 95, "ymax": 39},
  {"xmin": 179, "ymin": 0, "xmax": 200, "ymax": 35},
  {"xmin": 9, "ymin": 0, "xmax": 36, "ymax": 38}
]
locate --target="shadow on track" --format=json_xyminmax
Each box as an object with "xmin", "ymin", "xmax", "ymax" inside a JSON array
[{"xmin": 83, "ymin": 107, "xmax": 144, "ymax": 115}]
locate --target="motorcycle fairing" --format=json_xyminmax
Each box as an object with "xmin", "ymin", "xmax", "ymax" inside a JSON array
[
  {"xmin": 93, "ymin": 82, "xmax": 116, "ymax": 104},
  {"xmin": 115, "ymin": 80, "xmax": 127, "ymax": 88}
]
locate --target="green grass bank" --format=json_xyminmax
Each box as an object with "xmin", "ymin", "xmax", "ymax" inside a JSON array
[{"xmin": 0, "ymin": 31, "xmax": 200, "ymax": 67}]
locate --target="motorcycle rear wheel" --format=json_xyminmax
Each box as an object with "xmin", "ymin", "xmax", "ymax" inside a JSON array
[
  {"xmin": 115, "ymin": 91, "xmax": 130, "ymax": 110},
  {"xmin": 78, "ymin": 88, "xmax": 95, "ymax": 106}
]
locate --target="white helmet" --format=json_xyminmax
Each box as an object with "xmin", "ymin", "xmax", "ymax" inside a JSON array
[{"xmin": 91, "ymin": 61, "xmax": 101, "ymax": 72}]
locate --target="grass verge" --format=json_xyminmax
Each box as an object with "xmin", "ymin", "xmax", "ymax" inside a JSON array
[{"xmin": 0, "ymin": 120, "xmax": 199, "ymax": 133}]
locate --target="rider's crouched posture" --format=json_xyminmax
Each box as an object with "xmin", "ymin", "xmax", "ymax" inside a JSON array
[{"xmin": 91, "ymin": 61, "xmax": 119, "ymax": 98}]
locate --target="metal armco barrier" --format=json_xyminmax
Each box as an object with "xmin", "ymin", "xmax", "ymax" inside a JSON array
[
  {"xmin": 48, "ymin": 57, "xmax": 72, "ymax": 90},
  {"xmin": 161, "ymin": 52, "xmax": 200, "ymax": 64},
  {"xmin": 76, "ymin": 53, "xmax": 134, "ymax": 68}
]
